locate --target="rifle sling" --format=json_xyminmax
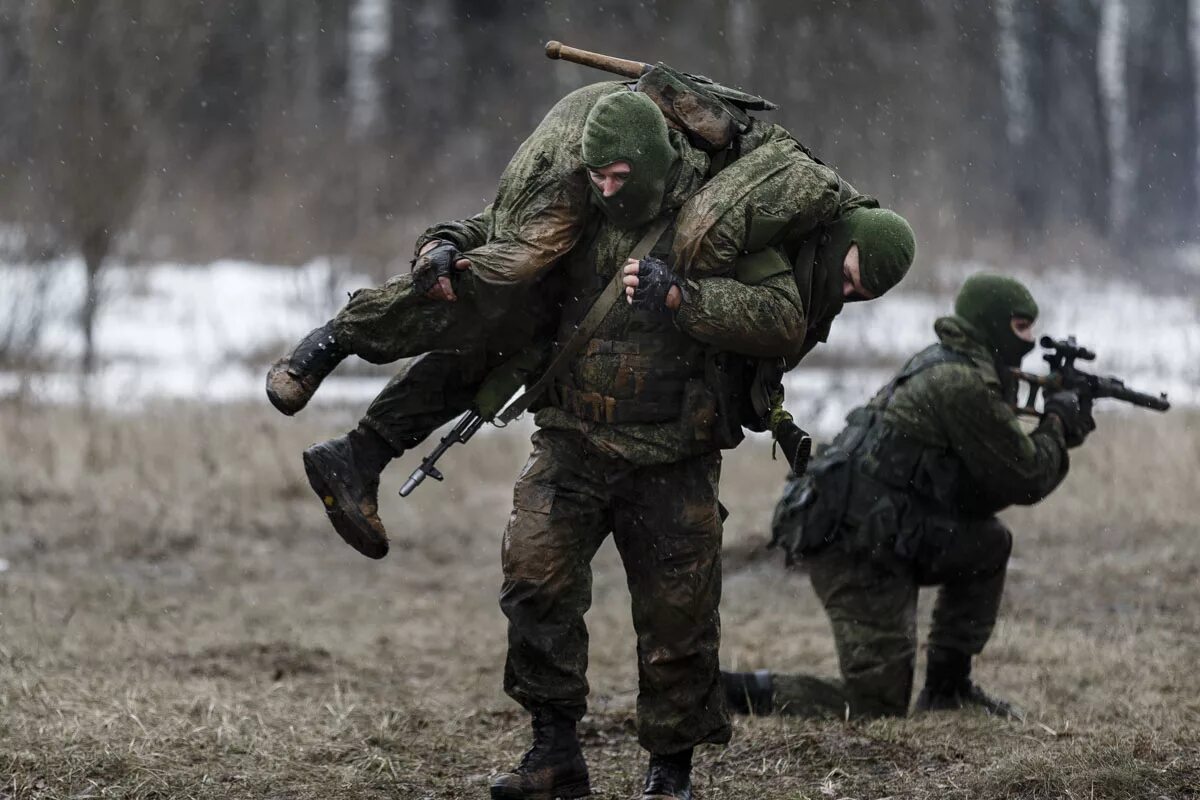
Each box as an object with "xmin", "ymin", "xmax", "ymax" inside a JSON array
[{"xmin": 496, "ymin": 216, "xmax": 671, "ymax": 424}]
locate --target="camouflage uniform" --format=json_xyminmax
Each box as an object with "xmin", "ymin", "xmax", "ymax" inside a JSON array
[
  {"xmin": 497, "ymin": 113, "xmax": 823, "ymax": 751},
  {"xmin": 767, "ymin": 314, "xmax": 1069, "ymax": 718},
  {"xmin": 331, "ymin": 81, "xmax": 849, "ymax": 457},
  {"xmin": 328, "ymin": 78, "xmax": 846, "ymax": 358}
]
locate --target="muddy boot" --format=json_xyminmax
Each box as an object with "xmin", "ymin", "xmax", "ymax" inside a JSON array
[
  {"xmin": 490, "ymin": 707, "xmax": 590, "ymax": 800},
  {"xmin": 642, "ymin": 749, "xmax": 693, "ymax": 800},
  {"xmin": 721, "ymin": 669, "xmax": 774, "ymax": 716},
  {"xmin": 266, "ymin": 321, "xmax": 346, "ymax": 415},
  {"xmin": 302, "ymin": 424, "xmax": 396, "ymax": 559},
  {"xmin": 914, "ymin": 647, "xmax": 1024, "ymax": 721}
]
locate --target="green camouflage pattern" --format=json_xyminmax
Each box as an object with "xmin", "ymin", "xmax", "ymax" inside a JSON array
[
  {"xmin": 358, "ymin": 349, "xmax": 487, "ymax": 454},
  {"xmin": 500, "ymin": 429, "xmax": 729, "ymax": 754},
  {"xmin": 449, "ymin": 82, "xmax": 625, "ymax": 285},
  {"xmin": 673, "ymin": 125, "xmax": 841, "ymax": 279},
  {"xmin": 332, "ymin": 86, "xmax": 852, "ymax": 465},
  {"xmin": 675, "ymin": 268, "xmax": 804, "ymax": 360},
  {"xmin": 436, "ymin": 83, "xmax": 847, "ymax": 288},
  {"xmin": 881, "ymin": 315, "xmax": 1069, "ymax": 514},
  {"xmin": 534, "ymin": 202, "xmax": 805, "ymax": 465},
  {"xmin": 335, "ymin": 204, "xmax": 546, "ymax": 366},
  {"xmin": 787, "ymin": 179, "xmax": 881, "ymax": 365},
  {"xmin": 771, "ymin": 514, "xmax": 1011, "ymax": 719},
  {"xmin": 762, "ymin": 315, "xmax": 1069, "ymax": 717}
]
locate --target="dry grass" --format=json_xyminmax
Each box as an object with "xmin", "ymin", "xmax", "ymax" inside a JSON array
[{"xmin": 1, "ymin": 401, "xmax": 1198, "ymax": 799}]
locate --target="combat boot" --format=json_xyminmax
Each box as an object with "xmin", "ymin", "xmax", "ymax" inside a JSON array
[
  {"xmin": 302, "ymin": 424, "xmax": 396, "ymax": 559},
  {"xmin": 490, "ymin": 707, "xmax": 590, "ymax": 800},
  {"xmin": 914, "ymin": 646, "xmax": 1024, "ymax": 721},
  {"xmin": 642, "ymin": 749, "xmax": 693, "ymax": 800},
  {"xmin": 266, "ymin": 321, "xmax": 346, "ymax": 415},
  {"xmin": 721, "ymin": 669, "xmax": 774, "ymax": 715}
]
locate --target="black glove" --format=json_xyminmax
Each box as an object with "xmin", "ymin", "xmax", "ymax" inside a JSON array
[
  {"xmin": 630, "ymin": 255, "xmax": 687, "ymax": 314},
  {"xmin": 411, "ymin": 241, "xmax": 462, "ymax": 295},
  {"xmin": 1043, "ymin": 390, "xmax": 1095, "ymax": 448}
]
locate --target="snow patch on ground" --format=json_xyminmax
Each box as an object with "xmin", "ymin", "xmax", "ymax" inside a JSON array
[{"xmin": 1, "ymin": 258, "xmax": 1195, "ymax": 436}]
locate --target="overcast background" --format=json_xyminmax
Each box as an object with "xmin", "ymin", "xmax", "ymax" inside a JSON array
[{"xmin": 0, "ymin": 0, "xmax": 1197, "ymax": 421}]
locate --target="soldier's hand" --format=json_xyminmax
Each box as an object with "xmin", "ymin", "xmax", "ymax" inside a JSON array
[
  {"xmin": 622, "ymin": 257, "xmax": 683, "ymax": 312},
  {"xmin": 1043, "ymin": 390, "xmax": 1095, "ymax": 448},
  {"xmin": 413, "ymin": 240, "xmax": 471, "ymax": 302}
]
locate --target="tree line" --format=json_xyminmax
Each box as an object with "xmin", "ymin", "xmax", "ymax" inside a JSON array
[{"xmin": 1, "ymin": 0, "xmax": 1196, "ymax": 291}]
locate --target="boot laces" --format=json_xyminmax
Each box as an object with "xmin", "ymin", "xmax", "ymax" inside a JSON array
[{"xmin": 516, "ymin": 710, "xmax": 567, "ymax": 771}]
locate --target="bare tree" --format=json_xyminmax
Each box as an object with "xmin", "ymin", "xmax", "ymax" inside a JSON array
[{"xmin": 26, "ymin": 1, "xmax": 208, "ymax": 373}]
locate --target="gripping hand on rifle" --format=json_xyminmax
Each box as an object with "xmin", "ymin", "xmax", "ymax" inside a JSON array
[{"xmin": 1043, "ymin": 389, "xmax": 1095, "ymax": 448}]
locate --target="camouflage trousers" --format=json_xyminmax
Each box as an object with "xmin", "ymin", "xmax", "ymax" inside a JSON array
[
  {"xmin": 772, "ymin": 516, "xmax": 1012, "ymax": 718},
  {"xmin": 331, "ymin": 272, "xmax": 540, "ymax": 365},
  {"xmin": 357, "ymin": 350, "xmax": 484, "ymax": 454},
  {"xmin": 329, "ymin": 273, "xmax": 541, "ymax": 453},
  {"xmin": 500, "ymin": 428, "xmax": 731, "ymax": 754}
]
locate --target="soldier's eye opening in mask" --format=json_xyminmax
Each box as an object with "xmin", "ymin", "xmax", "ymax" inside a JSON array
[
  {"xmin": 841, "ymin": 243, "xmax": 876, "ymax": 302},
  {"xmin": 587, "ymin": 162, "xmax": 632, "ymax": 198},
  {"xmin": 1010, "ymin": 316, "xmax": 1035, "ymax": 342}
]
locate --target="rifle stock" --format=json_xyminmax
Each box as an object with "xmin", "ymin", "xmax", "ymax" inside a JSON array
[{"xmin": 544, "ymin": 40, "xmax": 650, "ymax": 79}]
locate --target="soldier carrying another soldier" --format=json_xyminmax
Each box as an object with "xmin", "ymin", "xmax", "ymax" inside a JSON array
[{"xmin": 266, "ymin": 45, "xmax": 917, "ymax": 799}]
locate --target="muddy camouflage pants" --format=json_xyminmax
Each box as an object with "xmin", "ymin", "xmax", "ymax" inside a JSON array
[
  {"xmin": 500, "ymin": 429, "xmax": 731, "ymax": 754},
  {"xmin": 332, "ymin": 272, "xmax": 539, "ymax": 365},
  {"xmin": 772, "ymin": 516, "xmax": 1012, "ymax": 718},
  {"xmin": 331, "ymin": 273, "xmax": 543, "ymax": 453},
  {"xmin": 356, "ymin": 350, "xmax": 487, "ymax": 454}
]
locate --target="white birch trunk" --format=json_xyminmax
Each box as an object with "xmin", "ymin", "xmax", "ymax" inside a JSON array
[
  {"xmin": 1099, "ymin": 0, "xmax": 1133, "ymax": 240},
  {"xmin": 726, "ymin": 0, "xmax": 756, "ymax": 86},
  {"xmin": 349, "ymin": 0, "xmax": 389, "ymax": 137},
  {"xmin": 1190, "ymin": 0, "xmax": 1200, "ymax": 216},
  {"xmin": 995, "ymin": 0, "xmax": 1031, "ymax": 148}
]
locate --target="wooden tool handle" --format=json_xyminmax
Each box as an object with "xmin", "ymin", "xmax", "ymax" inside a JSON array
[{"xmin": 545, "ymin": 40, "xmax": 649, "ymax": 79}]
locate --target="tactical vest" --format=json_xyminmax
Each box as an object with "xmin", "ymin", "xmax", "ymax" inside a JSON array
[
  {"xmin": 550, "ymin": 220, "xmax": 710, "ymax": 431},
  {"xmin": 771, "ymin": 344, "xmax": 973, "ymax": 562}
]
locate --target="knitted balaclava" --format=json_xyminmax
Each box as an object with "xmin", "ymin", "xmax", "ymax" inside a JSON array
[
  {"xmin": 581, "ymin": 91, "xmax": 678, "ymax": 229},
  {"xmin": 954, "ymin": 273, "xmax": 1040, "ymax": 366},
  {"xmin": 819, "ymin": 207, "xmax": 916, "ymax": 300}
]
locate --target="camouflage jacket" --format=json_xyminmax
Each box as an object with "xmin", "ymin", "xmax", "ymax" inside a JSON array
[
  {"xmin": 876, "ymin": 315, "xmax": 1069, "ymax": 515},
  {"xmin": 423, "ymin": 136, "xmax": 808, "ymax": 464},
  {"xmin": 418, "ymin": 83, "xmax": 845, "ymax": 295}
]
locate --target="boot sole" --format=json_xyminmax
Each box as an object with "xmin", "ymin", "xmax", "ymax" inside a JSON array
[
  {"xmin": 265, "ymin": 359, "xmax": 310, "ymax": 416},
  {"xmin": 489, "ymin": 779, "xmax": 591, "ymax": 800},
  {"xmin": 302, "ymin": 445, "xmax": 389, "ymax": 560}
]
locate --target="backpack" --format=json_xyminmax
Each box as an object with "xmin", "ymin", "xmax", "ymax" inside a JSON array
[{"xmin": 769, "ymin": 345, "xmax": 972, "ymax": 562}]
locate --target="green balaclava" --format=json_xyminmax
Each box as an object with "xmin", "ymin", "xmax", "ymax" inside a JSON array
[
  {"xmin": 581, "ymin": 91, "xmax": 678, "ymax": 229},
  {"xmin": 954, "ymin": 272, "xmax": 1040, "ymax": 366},
  {"xmin": 820, "ymin": 207, "xmax": 916, "ymax": 301}
]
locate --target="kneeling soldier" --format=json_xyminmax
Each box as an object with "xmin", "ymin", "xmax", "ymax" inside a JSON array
[{"xmin": 725, "ymin": 273, "xmax": 1094, "ymax": 720}]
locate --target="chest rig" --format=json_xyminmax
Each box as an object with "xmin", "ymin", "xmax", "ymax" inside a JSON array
[{"xmin": 550, "ymin": 218, "xmax": 708, "ymax": 427}]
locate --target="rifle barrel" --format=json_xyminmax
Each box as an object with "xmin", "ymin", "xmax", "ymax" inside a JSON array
[
  {"xmin": 1094, "ymin": 377, "xmax": 1171, "ymax": 411},
  {"xmin": 399, "ymin": 411, "xmax": 485, "ymax": 498}
]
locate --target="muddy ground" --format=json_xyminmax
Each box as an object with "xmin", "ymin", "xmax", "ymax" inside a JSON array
[{"xmin": 1, "ymin": 403, "xmax": 1197, "ymax": 799}]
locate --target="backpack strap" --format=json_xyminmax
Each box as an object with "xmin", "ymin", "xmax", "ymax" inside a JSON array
[
  {"xmin": 881, "ymin": 344, "xmax": 974, "ymax": 408},
  {"xmin": 496, "ymin": 216, "xmax": 671, "ymax": 424}
]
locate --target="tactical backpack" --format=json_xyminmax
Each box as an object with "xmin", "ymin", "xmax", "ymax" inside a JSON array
[{"xmin": 770, "ymin": 345, "xmax": 973, "ymax": 563}]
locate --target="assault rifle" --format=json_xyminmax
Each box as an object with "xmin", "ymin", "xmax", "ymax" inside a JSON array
[
  {"xmin": 399, "ymin": 411, "xmax": 485, "ymax": 497},
  {"xmin": 1012, "ymin": 336, "xmax": 1170, "ymax": 417}
]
